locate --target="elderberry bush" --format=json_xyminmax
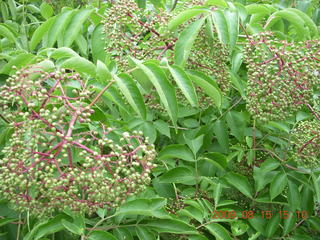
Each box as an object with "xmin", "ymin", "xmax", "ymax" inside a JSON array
[
  {"xmin": 245, "ymin": 32, "xmax": 320, "ymax": 122},
  {"xmin": 0, "ymin": 65, "xmax": 156, "ymax": 217}
]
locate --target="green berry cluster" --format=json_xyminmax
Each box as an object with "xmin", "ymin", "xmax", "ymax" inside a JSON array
[
  {"xmin": 0, "ymin": 65, "xmax": 156, "ymax": 217},
  {"xmin": 189, "ymin": 31, "xmax": 230, "ymax": 92},
  {"xmin": 244, "ymin": 32, "xmax": 320, "ymax": 122},
  {"xmin": 291, "ymin": 119, "xmax": 320, "ymax": 168},
  {"xmin": 103, "ymin": 0, "xmax": 173, "ymax": 71}
]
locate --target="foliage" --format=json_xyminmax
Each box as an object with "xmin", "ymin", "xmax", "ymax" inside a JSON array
[{"xmin": 0, "ymin": 0, "xmax": 319, "ymax": 240}]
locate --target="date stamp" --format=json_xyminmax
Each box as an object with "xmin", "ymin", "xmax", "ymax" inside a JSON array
[{"xmin": 211, "ymin": 210, "xmax": 308, "ymax": 219}]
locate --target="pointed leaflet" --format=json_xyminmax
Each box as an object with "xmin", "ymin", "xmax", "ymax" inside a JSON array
[
  {"xmin": 40, "ymin": 2, "xmax": 53, "ymax": 19},
  {"xmin": 224, "ymin": 172, "xmax": 253, "ymax": 198},
  {"xmin": 168, "ymin": 9, "xmax": 209, "ymax": 30},
  {"xmin": 96, "ymin": 60, "xmax": 112, "ymax": 84},
  {"xmin": 30, "ymin": 16, "xmax": 56, "ymax": 51},
  {"xmin": 224, "ymin": 8, "xmax": 239, "ymax": 50},
  {"xmin": 63, "ymin": 9, "xmax": 93, "ymax": 47},
  {"xmin": 188, "ymin": 73, "xmax": 222, "ymax": 109},
  {"xmin": 159, "ymin": 167, "xmax": 194, "ymax": 183},
  {"xmin": 270, "ymin": 171, "xmax": 287, "ymax": 200},
  {"xmin": 265, "ymin": 10, "xmax": 307, "ymax": 40},
  {"xmin": 91, "ymin": 24, "xmax": 107, "ymax": 63},
  {"xmin": 0, "ymin": 24, "xmax": 16, "ymax": 43},
  {"xmin": 168, "ymin": 65, "xmax": 198, "ymax": 107},
  {"xmin": 88, "ymin": 231, "xmax": 117, "ymax": 240},
  {"xmin": 131, "ymin": 58, "xmax": 178, "ymax": 125},
  {"xmin": 174, "ymin": 17, "xmax": 206, "ymax": 66},
  {"xmin": 46, "ymin": 10, "xmax": 75, "ymax": 47},
  {"xmin": 205, "ymin": 223, "xmax": 232, "ymax": 240},
  {"xmin": 61, "ymin": 56, "xmax": 96, "ymax": 77},
  {"xmin": 158, "ymin": 144, "xmax": 194, "ymax": 161},
  {"xmin": 211, "ymin": 10, "xmax": 229, "ymax": 45}
]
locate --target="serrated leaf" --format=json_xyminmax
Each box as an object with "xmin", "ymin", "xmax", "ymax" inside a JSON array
[
  {"xmin": 265, "ymin": 213, "xmax": 280, "ymax": 238},
  {"xmin": 146, "ymin": 219, "xmax": 198, "ymax": 234},
  {"xmin": 63, "ymin": 9, "xmax": 93, "ymax": 47},
  {"xmin": 88, "ymin": 231, "xmax": 117, "ymax": 240},
  {"xmin": 131, "ymin": 58, "xmax": 177, "ymax": 126},
  {"xmin": 30, "ymin": 17, "xmax": 56, "ymax": 51},
  {"xmin": 117, "ymin": 198, "xmax": 168, "ymax": 218},
  {"xmin": 205, "ymin": 223, "xmax": 232, "ymax": 240},
  {"xmin": 174, "ymin": 17, "xmax": 206, "ymax": 66},
  {"xmin": 115, "ymin": 73, "xmax": 146, "ymax": 119},
  {"xmin": 159, "ymin": 167, "xmax": 194, "ymax": 183},
  {"xmin": 168, "ymin": 65, "xmax": 198, "ymax": 107},
  {"xmin": 46, "ymin": 10, "xmax": 75, "ymax": 47},
  {"xmin": 50, "ymin": 47, "xmax": 79, "ymax": 59},
  {"xmin": 0, "ymin": 24, "xmax": 16, "ymax": 43},
  {"xmin": 61, "ymin": 219, "xmax": 83, "ymax": 235},
  {"xmin": 136, "ymin": 227, "xmax": 156, "ymax": 240},
  {"xmin": 61, "ymin": 56, "xmax": 96, "ymax": 76},
  {"xmin": 270, "ymin": 172, "xmax": 288, "ymax": 200},
  {"xmin": 91, "ymin": 24, "xmax": 107, "ymax": 63},
  {"xmin": 224, "ymin": 172, "xmax": 253, "ymax": 198},
  {"xmin": 287, "ymin": 181, "xmax": 300, "ymax": 211},
  {"xmin": 168, "ymin": 9, "xmax": 209, "ymax": 30},
  {"xmin": 154, "ymin": 120, "xmax": 170, "ymax": 138},
  {"xmin": 188, "ymin": 73, "xmax": 222, "ymax": 109},
  {"xmin": 158, "ymin": 144, "xmax": 194, "ymax": 161},
  {"xmin": 213, "ymin": 120, "xmax": 229, "ymax": 152}
]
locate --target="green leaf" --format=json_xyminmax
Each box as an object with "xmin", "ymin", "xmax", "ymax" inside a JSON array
[
  {"xmin": 1, "ymin": 53, "xmax": 35, "ymax": 75},
  {"xmin": 0, "ymin": 24, "xmax": 16, "ymax": 43},
  {"xmin": 63, "ymin": 9, "xmax": 93, "ymax": 47},
  {"xmin": 96, "ymin": 60, "xmax": 112, "ymax": 84},
  {"xmin": 40, "ymin": 2, "xmax": 53, "ymax": 19},
  {"xmin": 113, "ymin": 228, "xmax": 133, "ymax": 240},
  {"xmin": 224, "ymin": 172, "xmax": 253, "ymax": 198},
  {"xmin": 136, "ymin": 227, "xmax": 156, "ymax": 240},
  {"xmin": 287, "ymin": 180, "xmax": 300, "ymax": 211},
  {"xmin": 282, "ymin": 211, "xmax": 297, "ymax": 236},
  {"xmin": 152, "ymin": 177, "xmax": 175, "ymax": 198},
  {"xmin": 211, "ymin": 10, "xmax": 229, "ymax": 45},
  {"xmin": 231, "ymin": 220, "xmax": 249, "ymax": 236},
  {"xmin": 61, "ymin": 219, "xmax": 83, "ymax": 235},
  {"xmin": 30, "ymin": 17, "xmax": 56, "ymax": 51},
  {"xmin": 185, "ymin": 134, "xmax": 204, "ymax": 156},
  {"xmin": 24, "ymin": 215, "xmax": 70, "ymax": 240},
  {"xmin": 61, "ymin": 56, "xmax": 96, "ymax": 76},
  {"xmin": 154, "ymin": 120, "xmax": 171, "ymax": 138},
  {"xmin": 205, "ymin": 0, "xmax": 229, "ymax": 8},
  {"xmin": 205, "ymin": 223, "xmax": 232, "ymax": 240},
  {"xmin": 131, "ymin": 58, "xmax": 178, "ymax": 126},
  {"xmin": 265, "ymin": 9, "xmax": 308, "ymax": 40},
  {"xmin": 88, "ymin": 231, "xmax": 117, "ymax": 240},
  {"xmin": 91, "ymin": 24, "xmax": 107, "ymax": 63},
  {"xmin": 168, "ymin": 9, "xmax": 209, "ymax": 30},
  {"xmin": 188, "ymin": 73, "xmax": 222, "ymax": 109},
  {"xmin": 158, "ymin": 144, "xmax": 194, "ymax": 161},
  {"xmin": 50, "ymin": 47, "xmax": 79, "ymax": 59},
  {"xmin": 168, "ymin": 65, "xmax": 198, "ymax": 107},
  {"xmin": 226, "ymin": 111, "xmax": 245, "ymax": 141},
  {"xmin": 265, "ymin": 213, "xmax": 280, "ymax": 238},
  {"xmin": 174, "ymin": 17, "xmax": 206, "ymax": 66},
  {"xmin": 146, "ymin": 219, "xmax": 198, "ymax": 234},
  {"xmin": 286, "ymin": 8, "xmax": 318, "ymax": 38},
  {"xmin": 213, "ymin": 120, "xmax": 229, "ymax": 152},
  {"xmin": 159, "ymin": 167, "xmax": 194, "ymax": 183},
  {"xmin": 224, "ymin": 8, "xmax": 239, "ymax": 50},
  {"xmin": 117, "ymin": 198, "xmax": 168, "ymax": 218},
  {"xmin": 270, "ymin": 172, "xmax": 288, "ymax": 200},
  {"xmin": 47, "ymin": 10, "xmax": 75, "ymax": 47},
  {"xmin": 0, "ymin": 218, "xmax": 18, "ymax": 227},
  {"xmin": 115, "ymin": 73, "xmax": 146, "ymax": 119}
]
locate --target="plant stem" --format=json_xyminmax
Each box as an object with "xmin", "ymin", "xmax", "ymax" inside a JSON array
[{"xmin": 88, "ymin": 80, "xmax": 115, "ymax": 108}]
